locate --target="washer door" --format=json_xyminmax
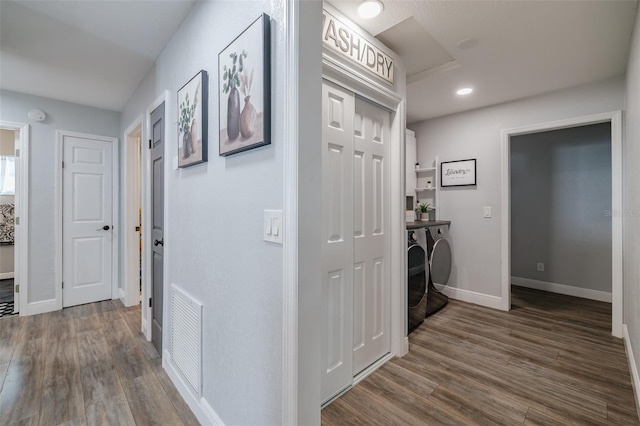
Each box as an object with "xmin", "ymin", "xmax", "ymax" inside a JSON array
[
  {"xmin": 408, "ymin": 244, "xmax": 428, "ymax": 306},
  {"xmin": 430, "ymin": 237, "xmax": 452, "ymax": 286}
]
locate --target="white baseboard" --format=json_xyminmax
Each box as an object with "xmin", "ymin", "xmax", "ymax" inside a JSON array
[
  {"xmin": 26, "ymin": 298, "xmax": 58, "ymax": 315},
  {"xmin": 118, "ymin": 288, "xmax": 126, "ymax": 302},
  {"xmin": 0, "ymin": 272, "xmax": 15, "ymax": 280},
  {"xmin": 163, "ymin": 350, "xmax": 225, "ymax": 425},
  {"xmin": 511, "ymin": 276, "xmax": 612, "ymax": 303},
  {"xmin": 623, "ymin": 324, "xmax": 640, "ymax": 422},
  {"xmin": 434, "ymin": 284, "xmax": 503, "ymax": 310}
]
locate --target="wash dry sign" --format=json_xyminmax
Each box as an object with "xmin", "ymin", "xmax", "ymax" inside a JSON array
[{"xmin": 322, "ymin": 10, "xmax": 394, "ymax": 84}]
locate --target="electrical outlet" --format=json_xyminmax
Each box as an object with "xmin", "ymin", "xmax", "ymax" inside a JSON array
[{"xmin": 537, "ymin": 262, "xmax": 545, "ymax": 272}]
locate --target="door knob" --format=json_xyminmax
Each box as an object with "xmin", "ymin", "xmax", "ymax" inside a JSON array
[
  {"xmin": 97, "ymin": 225, "xmax": 110, "ymax": 231},
  {"xmin": 154, "ymin": 239, "xmax": 164, "ymax": 246}
]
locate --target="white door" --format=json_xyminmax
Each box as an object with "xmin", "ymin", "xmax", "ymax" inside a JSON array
[
  {"xmin": 62, "ymin": 135, "xmax": 113, "ymax": 307},
  {"xmin": 352, "ymin": 97, "xmax": 391, "ymax": 375},
  {"xmin": 321, "ymin": 80, "xmax": 355, "ymax": 403},
  {"xmin": 321, "ymin": 80, "xmax": 392, "ymax": 403}
]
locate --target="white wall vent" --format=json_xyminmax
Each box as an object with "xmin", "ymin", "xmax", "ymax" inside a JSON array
[{"xmin": 170, "ymin": 284, "xmax": 203, "ymax": 397}]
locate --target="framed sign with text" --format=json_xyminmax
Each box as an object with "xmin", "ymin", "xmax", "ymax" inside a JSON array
[{"xmin": 441, "ymin": 159, "xmax": 477, "ymax": 187}]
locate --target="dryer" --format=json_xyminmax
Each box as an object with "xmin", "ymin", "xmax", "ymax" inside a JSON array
[
  {"xmin": 424, "ymin": 224, "xmax": 452, "ymax": 316},
  {"xmin": 407, "ymin": 222, "xmax": 452, "ymax": 333}
]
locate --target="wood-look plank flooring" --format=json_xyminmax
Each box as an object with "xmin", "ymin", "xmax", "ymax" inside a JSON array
[
  {"xmin": 0, "ymin": 300, "xmax": 199, "ymax": 426},
  {"xmin": 322, "ymin": 286, "xmax": 640, "ymax": 425}
]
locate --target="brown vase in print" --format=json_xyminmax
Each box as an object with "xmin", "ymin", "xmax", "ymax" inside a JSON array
[{"xmin": 240, "ymin": 96, "xmax": 257, "ymax": 139}]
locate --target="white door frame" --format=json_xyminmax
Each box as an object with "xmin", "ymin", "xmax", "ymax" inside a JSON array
[
  {"xmin": 142, "ymin": 91, "xmax": 170, "ymax": 342},
  {"xmin": 500, "ymin": 111, "xmax": 623, "ymax": 337},
  {"xmin": 123, "ymin": 117, "xmax": 143, "ymax": 307},
  {"xmin": 281, "ymin": 1, "xmax": 404, "ymax": 422},
  {"xmin": 55, "ymin": 130, "xmax": 120, "ymax": 310},
  {"xmin": 0, "ymin": 121, "xmax": 29, "ymax": 315}
]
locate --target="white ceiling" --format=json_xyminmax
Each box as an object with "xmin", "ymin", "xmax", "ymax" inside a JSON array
[
  {"xmin": 1, "ymin": 0, "xmax": 637, "ymax": 118},
  {"xmin": 330, "ymin": 0, "xmax": 638, "ymax": 123},
  {"xmin": 0, "ymin": 0, "xmax": 196, "ymax": 111}
]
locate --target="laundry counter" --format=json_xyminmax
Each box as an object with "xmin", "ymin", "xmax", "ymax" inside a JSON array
[{"xmin": 406, "ymin": 220, "xmax": 451, "ymax": 230}]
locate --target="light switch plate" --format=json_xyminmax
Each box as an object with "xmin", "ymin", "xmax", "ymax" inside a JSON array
[
  {"xmin": 483, "ymin": 206, "xmax": 492, "ymax": 218},
  {"xmin": 264, "ymin": 210, "xmax": 283, "ymax": 244}
]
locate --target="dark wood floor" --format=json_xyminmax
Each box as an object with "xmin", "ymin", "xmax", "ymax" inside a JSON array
[
  {"xmin": 322, "ymin": 286, "xmax": 640, "ymax": 425},
  {"xmin": 0, "ymin": 300, "xmax": 199, "ymax": 426}
]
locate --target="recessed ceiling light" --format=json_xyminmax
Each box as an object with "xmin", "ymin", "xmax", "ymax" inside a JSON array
[
  {"xmin": 358, "ymin": 0, "xmax": 383, "ymax": 19},
  {"xmin": 456, "ymin": 88, "xmax": 473, "ymax": 96}
]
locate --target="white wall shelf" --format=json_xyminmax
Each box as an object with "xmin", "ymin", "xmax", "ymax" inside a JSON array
[
  {"xmin": 415, "ymin": 155, "xmax": 440, "ymax": 220},
  {"xmin": 406, "ymin": 130, "xmax": 441, "ymax": 220}
]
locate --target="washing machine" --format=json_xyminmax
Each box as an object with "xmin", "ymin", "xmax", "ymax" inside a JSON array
[
  {"xmin": 424, "ymin": 224, "xmax": 452, "ymax": 316},
  {"xmin": 407, "ymin": 229, "xmax": 428, "ymax": 333}
]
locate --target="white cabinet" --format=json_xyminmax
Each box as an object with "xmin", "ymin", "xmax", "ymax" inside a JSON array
[{"xmin": 405, "ymin": 130, "xmax": 416, "ymax": 196}]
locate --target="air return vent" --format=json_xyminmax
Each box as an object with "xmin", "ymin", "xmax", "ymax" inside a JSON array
[{"xmin": 170, "ymin": 284, "xmax": 203, "ymax": 397}]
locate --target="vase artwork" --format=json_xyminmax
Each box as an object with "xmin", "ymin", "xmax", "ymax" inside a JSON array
[
  {"xmin": 222, "ymin": 52, "xmax": 256, "ymax": 141},
  {"xmin": 177, "ymin": 70, "xmax": 208, "ymax": 167},
  {"xmin": 227, "ymin": 85, "xmax": 241, "ymax": 140},
  {"xmin": 179, "ymin": 86, "xmax": 198, "ymax": 159},
  {"xmin": 240, "ymin": 69, "xmax": 257, "ymax": 138},
  {"xmin": 218, "ymin": 14, "xmax": 270, "ymax": 156}
]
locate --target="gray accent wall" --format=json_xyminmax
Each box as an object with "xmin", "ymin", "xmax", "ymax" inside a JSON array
[
  {"xmin": 409, "ymin": 77, "xmax": 624, "ymax": 298},
  {"xmin": 510, "ymin": 123, "xmax": 612, "ymax": 293},
  {"xmin": 0, "ymin": 90, "xmax": 120, "ymax": 303},
  {"xmin": 624, "ymin": 3, "xmax": 640, "ymax": 406}
]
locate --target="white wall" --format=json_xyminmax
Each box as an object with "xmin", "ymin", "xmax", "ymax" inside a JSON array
[
  {"xmin": 409, "ymin": 77, "xmax": 624, "ymax": 299},
  {"xmin": 624, "ymin": 4, "xmax": 640, "ymax": 405},
  {"xmin": 511, "ymin": 123, "xmax": 612, "ymax": 293},
  {"xmin": 0, "ymin": 89, "xmax": 120, "ymax": 304},
  {"xmin": 120, "ymin": 1, "xmax": 289, "ymax": 424},
  {"xmin": 296, "ymin": 1, "xmax": 323, "ymax": 424}
]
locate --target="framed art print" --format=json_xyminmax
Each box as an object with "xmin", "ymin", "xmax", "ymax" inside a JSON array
[
  {"xmin": 177, "ymin": 70, "xmax": 208, "ymax": 167},
  {"xmin": 441, "ymin": 159, "xmax": 477, "ymax": 187},
  {"xmin": 218, "ymin": 14, "xmax": 271, "ymax": 156}
]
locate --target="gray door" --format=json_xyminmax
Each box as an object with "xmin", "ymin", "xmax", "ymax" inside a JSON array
[{"xmin": 150, "ymin": 103, "xmax": 164, "ymax": 354}]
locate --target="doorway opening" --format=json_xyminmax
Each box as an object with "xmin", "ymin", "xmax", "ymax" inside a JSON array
[
  {"xmin": 123, "ymin": 118, "xmax": 143, "ymax": 308},
  {"xmin": 0, "ymin": 121, "xmax": 28, "ymax": 317},
  {"xmin": 501, "ymin": 111, "xmax": 623, "ymax": 337},
  {"xmin": 0, "ymin": 128, "xmax": 17, "ymax": 317}
]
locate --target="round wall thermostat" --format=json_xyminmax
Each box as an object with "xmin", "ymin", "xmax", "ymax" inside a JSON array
[{"xmin": 28, "ymin": 109, "xmax": 46, "ymax": 122}]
